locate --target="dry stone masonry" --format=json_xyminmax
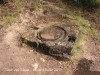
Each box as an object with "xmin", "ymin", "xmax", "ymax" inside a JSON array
[{"xmin": 21, "ymin": 24, "xmax": 80, "ymax": 60}]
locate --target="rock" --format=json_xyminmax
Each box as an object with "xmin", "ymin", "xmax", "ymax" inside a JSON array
[
  {"xmin": 21, "ymin": 24, "xmax": 80, "ymax": 60},
  {"xmin": 32, "ymin": 63, "xmax": 38, "ymax": 70},
  {"xmin": 40, "ymin": 58, "xmax": 45, "ymax": 62}
]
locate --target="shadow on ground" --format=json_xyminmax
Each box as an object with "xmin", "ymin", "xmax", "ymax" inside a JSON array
[
  {"xmin": 0, "ymin": 0, "xmax": 4, "ymax": 4},
  {"xmin": 73, "ymin": 58, "xmax": 100, "ymax": 75},
  {"xmin": 21, "ymin": 38, "xmax": 70, "ymax": 61}
]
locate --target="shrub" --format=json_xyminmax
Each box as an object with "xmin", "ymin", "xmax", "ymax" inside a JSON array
[{"xmin": 73, "ymin": 0, "xmax": 100, "ymax": 9}]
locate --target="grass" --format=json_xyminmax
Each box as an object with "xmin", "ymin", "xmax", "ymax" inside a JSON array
[
  {"xmin": 91, "ymin": 29, "xmax": 100, "ymax": 40},
  {"xmin": 35, "ymin": 0, "xmax": 39, "ymax": 9},
  {"xmin": 66, "ymin": 8, "xmax": 71, "ymax": 14},
  {"xmin": 2, "ymin": 16, "xmax": 16, "ymax": 26},
  {"xmin": 69, "ymin": 15, "xmax": 90, "ymax": 61},
  {"xmin": 15, "ymin": 0, "xmax": 22, "ymax": 13},
  {"xmin": 56, "ymin": 1, "xmax": 90, "ymax": 61},
  {"xmin": 57, "ymin": 0, "xmax": 66, "ymax": 8},
  {"xmin": 0, "ymin": 0, "xmax": 22, "ymax": 27},
  {"xmin": 1, "ymin": 8, "xmax": 16, "ymax": 27},
  {"xmin": 59, "ymin": 14, "xmax": 68, "ymax": 19},
  {"xmin": 1, "ymin": 8, "xmax": 10, "ymax": 16},
  {"xmin": 59, "ymin": 13, "xmax": 74, "ymax": 19},
  {"xmin": 69, "ymin": 14, "xmax": 99, "ymax": 61},
  {"xmin": 58, "ymin": 14, "xmax": 90, "ymax": 61},
  {"xmin": 75, "ymin": 16, "xmax": 90, "ymax": 27},
  {"xmin": 73, "ymin": 0, "xmax": 100, "ymax": 10},
  {"xmin": 90, "ymin": 24, "xmax": 100, "ymax": 40}
]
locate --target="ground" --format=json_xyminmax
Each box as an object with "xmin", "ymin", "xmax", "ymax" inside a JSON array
[{"xmin": 0, "ymin": 0, "xmax": 100, "ymax": 75}]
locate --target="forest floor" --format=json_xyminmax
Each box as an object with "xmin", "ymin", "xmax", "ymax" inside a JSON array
[{"xmin": 0, "ymin": 0, "xmax": 100, "ymax": 75}]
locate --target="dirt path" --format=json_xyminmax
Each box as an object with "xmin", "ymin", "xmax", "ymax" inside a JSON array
[{"xmin": 0, "ymin": 0, "xmax": 100, "ymax": 75}]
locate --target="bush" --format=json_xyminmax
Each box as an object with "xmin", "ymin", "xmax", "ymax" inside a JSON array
[{"xmin": 73, "ymin": 0, "xmax": 100, "ymax": 9}]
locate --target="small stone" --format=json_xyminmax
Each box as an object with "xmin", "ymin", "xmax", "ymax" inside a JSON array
[
  {"xmin": 59, "ymin": 62, "xmax": 62, "ymax": 65},
  {"xmin": 40, "ymin": 58, "xmax": 45, "ymax": 62},
  {"xmin": 32, "ymin": 63, "xmax": 38, "ymax": 70}
]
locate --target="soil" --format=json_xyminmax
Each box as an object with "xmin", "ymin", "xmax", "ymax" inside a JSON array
[{"xmin": 0, "ymin": 0, "xmax": 100, "ymax": 75}]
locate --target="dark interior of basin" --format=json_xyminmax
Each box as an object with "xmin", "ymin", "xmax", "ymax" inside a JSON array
[{"xmin": 68, "ymin": 34, "xmax": 76, "ymax": 43}]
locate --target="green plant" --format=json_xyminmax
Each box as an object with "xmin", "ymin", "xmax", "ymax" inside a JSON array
[
  {"xmin": 92, "ymin": 29, "xmax": 100, "ymax": 40},
  {"xmin": 59, "ymin": 14, "xmax": 68, "ymax": 19},
  {"xmin": 91, "ymin": 24, "xmax": 100, "ymax": 40},
  {"xmin": 59, "ymin": 13, "xmax": 74, "ymax": 19},
  {"xmin": 71, "ymin": 48, "xmax": 78, "ymax": 56},
  {"xmin": 70, "ymin": 15, "xmax": 90, "ymax": 58},
  {"xmin": 15, "ymin": 0, "xmax": 22, "ymax": 12},
  {"xmin": 1, "ymin": 8, "xmax": 10, "ymax": 16},
  {"xmin": 34, "ymin": 0, "xmax": 39, "ymax": 10},
  {"xmin": 2, "ymin": 16, "xmax": 16, "ymax": 26},
  {"xmin": 57, "ymin": 0, "xmax": 65, "ymax": 8},
  {"xmin": 66, "ymin": 8, "xmax": 71, "ymax": 14},
  {"xmin": 70, "ymin": 31, "xmax": 83, "ymax": 57},
  {"xmin": 1, "ymin": 6, "xmax": 17, "ymax": 27},
  {"xmin": 73, "ymin": 0, "xmax": 100, "ymax": 9}
]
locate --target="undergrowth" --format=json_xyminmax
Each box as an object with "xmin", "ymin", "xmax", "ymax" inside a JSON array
[
  {"xmin": 73, "ymin": 0, "xmax": 100, "ymax": 8},
  {"xmin": 15, "ymin": 0, "xmax": 22, "ymax": 13},
  {"xmin": 1, "ymin": 8, "xmax": 16, "ymax": 27},
  {"xmin": 69, "ymin": 15, "xmax": 100, "ymax": 62},
  {"xmin": 2, "ymin": 16, "xmax": 16, "ymax": 26},
  {"xmin": 90, "ymin": 24, "xmax": 100, "ymax": 40},
  {"xmin": 57, "ymin": 0, "xmax": 100, "ymax": 62},
  {"xmin": 57, "ymin": 0, "xmax": 65, "ymax": 8},
  {"xmin": 35, "ymin": 0, "xmax": 39, "ymax": 10},
  {"xmin": 1, "ymin": 0, "xmax": 22, "ymax": 27},
  {"xmin": 69, "ymin": 15, "xmax": 90, "ymax": 61},
  {"xmin": 73, "ymin": 0, "xmax": 100, "ymax": 11}
]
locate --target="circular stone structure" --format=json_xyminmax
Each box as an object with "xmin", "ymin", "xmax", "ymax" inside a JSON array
[
  {"xmin": 37, "ymin": 26, "xmax": 66, "ymax": 41},
  {"xmin": 21, "ymin": 24, "xmax": 80, "ymax": 59}
]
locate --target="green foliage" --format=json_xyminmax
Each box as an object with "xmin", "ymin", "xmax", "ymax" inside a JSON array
[
  {"xmin": 59, "ymin": 14, "xmax": 68, "ymax": 19},
  {"xmin": 34, "ymin": 0, "xmax": 39, "ymax": 10},
  {"xmin": 71, "ymin": 48, "xmax": 78, "ymax": 56},
  {"xmin": 36, "ymin": 0, "xmax": 39, "ymax": 7},
  {"xmin": 57, "ymin": 0, "xmax": 65, "ymax": 8},
  {"xmin": 90, "ymin": 24, "xmax": 100, "ymax": 40},
  {"xmin": 1, "ymin": 8, "xmax": 10, "ymax": 16},
  {"xmin": 59, "ymin": 13, "xmax": 74, "ymax": 19},
  {"xmin": 75, "ymin": 16, "xmax": 90, "ymax": 28},
  {"xmin": 73, "ymin": 0, "xmax": 100, "ymax": 9},
  {"xmin": 1, "ymin": 8, "xmax": 16, "ymax": 27},
  {"xmin": 15, "ymin": 0, "xmax": 22, "ymax": 12},
  {"xmin": 2, "ymin": 16, "xmax": 16, "ymax": 26},
  {"xmin": 70, "ymin": 15, "xmax": 90, "ymax": 57}
]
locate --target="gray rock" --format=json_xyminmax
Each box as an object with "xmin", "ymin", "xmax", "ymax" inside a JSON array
[{"xmin": 21, "ymin": 24, "xmax": 80, "ymax": 60}]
